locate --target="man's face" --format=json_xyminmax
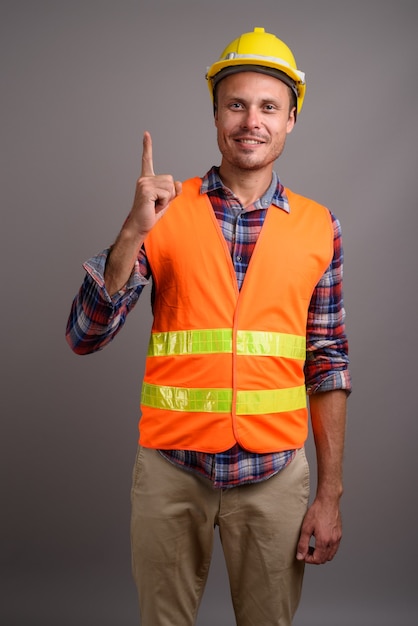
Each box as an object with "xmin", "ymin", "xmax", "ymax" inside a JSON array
[{"xmin": 214, "ymin": 71, "xmax": 296, "ymax": 173}]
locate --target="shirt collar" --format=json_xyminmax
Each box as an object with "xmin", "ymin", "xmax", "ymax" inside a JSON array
[{"xmin": 200, "ymin": 166, "xmax": 290, "ymax": 213}]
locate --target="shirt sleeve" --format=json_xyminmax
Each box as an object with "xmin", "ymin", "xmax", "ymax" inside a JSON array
[
  {"xmin": 304, "ymin": 212, "xmax": 352, "ymax": 395},
  {"xmin": 65, "ymin": 247, "xmax": 150, "ymax": 355}
]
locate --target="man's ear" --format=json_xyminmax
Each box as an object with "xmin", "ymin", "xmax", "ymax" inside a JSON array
[
  {"xmin": 213, "ymin": 84, "xmax": 219, "ymax": 120},
  {"xmin": 287, "ymin": 106, "xmax": 296, "ymax": 133},
  {"xmin": 213, "ymin": 99, "xmax": 219, "ymax": 124}
]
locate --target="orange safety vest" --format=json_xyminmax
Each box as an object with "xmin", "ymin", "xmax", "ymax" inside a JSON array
[{"xmin": 139, "ymin": 177, "xmax": 334, "ymax": 453}]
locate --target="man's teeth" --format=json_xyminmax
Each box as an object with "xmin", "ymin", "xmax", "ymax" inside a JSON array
[{"xmin": 239, "ymin": 139, "xmax": 262, "ymax": 144}]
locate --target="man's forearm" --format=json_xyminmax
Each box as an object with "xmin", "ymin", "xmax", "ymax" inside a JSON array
[
  {"xmin": 296, "ymin": 389, "xmax": 347, "ymax": 564},
  {"xmin": 104, "ymin": 224, "xmax": 146, "ymax": 296},
  {"xmin": 309, "ymin": 389, "xmax": 347, "ymax": 501}
]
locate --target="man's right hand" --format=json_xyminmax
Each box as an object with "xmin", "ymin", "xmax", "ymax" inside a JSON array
[
  {"xmin": 128, "ymin": 131, "xmax": 182, "ymax": 237},
  {"xmin": 104, "ymin": 132, "xmax": 182, "ymax": 296}
]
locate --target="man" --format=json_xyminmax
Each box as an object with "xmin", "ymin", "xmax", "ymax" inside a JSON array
[{"xmin": 66, "ymin": 27, "xmax": 351, "ymax": 626}]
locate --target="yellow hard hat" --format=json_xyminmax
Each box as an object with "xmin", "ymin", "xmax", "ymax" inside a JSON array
[{"xmin": 206, "ymin": 27, "xmax": 306, "ymax": 115}]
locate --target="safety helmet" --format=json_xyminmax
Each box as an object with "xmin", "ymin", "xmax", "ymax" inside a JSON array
[{"xmin": 206, "ymin": 27, "xmax": 306, "ymax": 115}]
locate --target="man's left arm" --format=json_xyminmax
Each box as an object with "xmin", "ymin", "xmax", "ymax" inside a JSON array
[
  {"xmin": 296, "ymin": 389, "xmax": 347, "ymax": 564},
  {"xmin": 297, "ymin": 211, "xmax": 351, "ymax": 564}
]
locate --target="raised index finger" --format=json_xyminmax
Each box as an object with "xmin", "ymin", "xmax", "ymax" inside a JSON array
[{"xmin": 141, "ymin": 131, "xmax": 155, "ymax": 177}]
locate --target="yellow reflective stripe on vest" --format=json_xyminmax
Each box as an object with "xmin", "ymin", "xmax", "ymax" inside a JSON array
[
  {"xmin": 147, "ymin": 329, "xmax": 232, "ymax": 356},
  {"xmin": 236, "ymin": 330, "xmax": 305, "ymax": 360},
  {"xmin": 141, "ymin": 382, "xmax": 233, "ymax": 412},
  {"xmin": 147, "ymin": 329, "xmax": 305, "ymax": 360},
  {"xmin": 236, "ymin": 386, "xmax": 306, "ymax": 415},
  {"xmin": 141, "ymin": 382, "xmax": 306, "ymax": 414}
]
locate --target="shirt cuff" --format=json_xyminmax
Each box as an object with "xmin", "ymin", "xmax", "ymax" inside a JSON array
[
  {"xmin": 307, "ymin": 370, "xmax": 352, "ymax": 396},
  {"xmin": 83, "ymin": 248, "xmax": 149, "ymax": 303}
]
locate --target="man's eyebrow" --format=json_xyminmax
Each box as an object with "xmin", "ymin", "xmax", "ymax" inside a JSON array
[{"xmin": 260, "ymin": 97, "xmax": 282, "ymax": 105}]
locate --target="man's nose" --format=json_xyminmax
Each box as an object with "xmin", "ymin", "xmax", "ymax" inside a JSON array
[{"xmin": 242, "ymin": 106, "xmax": 261, "ymax": 129}]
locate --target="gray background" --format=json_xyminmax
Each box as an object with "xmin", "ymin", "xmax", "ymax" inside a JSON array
[{"xmin": 2, "ymin": 0, "xmax": 417, "ymax": 624}]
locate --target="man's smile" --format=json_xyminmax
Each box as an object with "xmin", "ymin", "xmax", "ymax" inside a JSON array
[{"xmin": 234, "ymin": 136, "xmax": 267, "ymax": 146}]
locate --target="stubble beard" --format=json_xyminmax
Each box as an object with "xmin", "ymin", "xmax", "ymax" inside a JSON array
[{"xmin": 223, "ymin": 141, "xmax": 286, "ymax": 173}]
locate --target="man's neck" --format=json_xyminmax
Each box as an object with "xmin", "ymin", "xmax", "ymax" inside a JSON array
[{"xmin": 218, "ymin": 163, "xmax": 274, "ymax": 208}]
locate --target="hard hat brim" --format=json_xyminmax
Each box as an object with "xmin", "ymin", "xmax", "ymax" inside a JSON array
[
  {"xmin": 210, "ymin": 65, "xmax": 299, "ymax": 103},
  {"xmin": 206, "ymin": 56, "xmax": 306, "ymax": 113}
]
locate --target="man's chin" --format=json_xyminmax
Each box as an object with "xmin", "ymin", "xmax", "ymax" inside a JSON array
[{"xmin": 231, "ymin": 156, "xmax": 273, "ymax": 172}]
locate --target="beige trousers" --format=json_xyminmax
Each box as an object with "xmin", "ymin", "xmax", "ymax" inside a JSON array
[{"xmin": 130, "ymin": 446, "xmax": 310, "ymax": 626}]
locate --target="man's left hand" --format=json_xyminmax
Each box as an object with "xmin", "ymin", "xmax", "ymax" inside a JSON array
[{"xmin": 296, "ymin": 497, "xmax": 342, "ymax": 564}]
